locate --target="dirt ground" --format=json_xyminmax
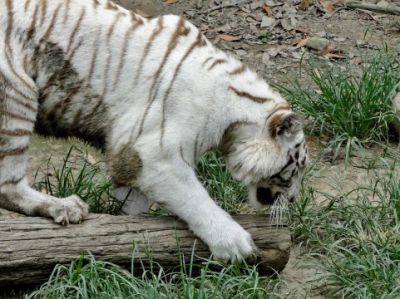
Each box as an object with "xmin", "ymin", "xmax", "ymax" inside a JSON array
[{"xmin": 20, "ymin": 1, "xmax": 400, "ymax": 298}]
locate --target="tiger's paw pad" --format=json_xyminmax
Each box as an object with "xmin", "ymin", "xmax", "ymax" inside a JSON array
[{"xmin": 51, "ymin": 195, "xmax": 89, "ymax": 225}]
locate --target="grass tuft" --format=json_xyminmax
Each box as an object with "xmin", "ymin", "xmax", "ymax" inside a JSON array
[
  {"xmin": 290, "ymin": 163, "xmax": 400, "ymax": 298},
  {"xmin": 279, "ymin": 52, "xmax": 399, "ymax": 161},
  {"xmin": 196, "ymin": 151, "xmax": 248, "ymax": 213},
  {"xmin": 34, "ymin": 148, "xmax": 247, "ymax": 215},
  {"xmin": 26, "ymin": 253, "xmax": 285, "ymax": 299},
  {"xmin": 33, "ymin": 146, "xmax": 122, "ymax": 215}
]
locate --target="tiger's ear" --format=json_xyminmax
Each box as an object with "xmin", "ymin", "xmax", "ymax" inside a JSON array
[{"xmin": 269, "ymin": 112, "xmax": 304, "ymax": 138}]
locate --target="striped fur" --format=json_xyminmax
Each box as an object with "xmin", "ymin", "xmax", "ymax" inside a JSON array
[{"xmin": 0, "ymin": 0, "xmax": 307, "ymax": 261}]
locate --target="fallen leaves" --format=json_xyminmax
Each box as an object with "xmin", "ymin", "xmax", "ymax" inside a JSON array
[
  {"xmin": 263, "ymin": 4, "xmax": 273, "ymax": 17},
  {"xmin": 218, "ymin": 34, "xmax": 241, "ymax": 42},
  {"xmin": 301, "ymin": 0, "xmax": 310, "ymax": 10},
  {"xmin": 164, "ymin": 0, "xmax": 178, "ymax": 5},
  {"xmin": 318, "ymin": 42, "xmax": 344, "ymax": 59},
  {"xmin": 294, "ymin": 36, "xmax": 345, "ymax": 59},
  {"xmin": 317, "ymin": 0, "xmax": 336, "ymax": 13},
  {"xmin": 294, "ymin": 37, "xmax": 310, "ymax": 48}
]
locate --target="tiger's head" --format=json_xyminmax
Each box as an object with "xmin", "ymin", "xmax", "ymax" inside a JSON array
[{"xmin": 221, "ymin": 108, "xmax": 307, "ymax": 210}]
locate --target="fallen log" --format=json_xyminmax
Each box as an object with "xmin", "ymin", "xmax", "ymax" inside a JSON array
[
  {"xmin": 0, "ymin": 209, "xmax": 291, "ymax": 287},
  {"xmin": 346, "ymin": 1, "xmax": 400, "ymax": 15}
]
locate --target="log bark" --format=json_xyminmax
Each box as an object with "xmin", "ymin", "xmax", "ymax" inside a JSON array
[{"xmin": 0, "ymin": 209, "xmax": 291, "ymax": 287}]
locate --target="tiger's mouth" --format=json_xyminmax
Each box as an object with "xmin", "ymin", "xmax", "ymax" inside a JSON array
[{"xmin": 256, "ymin": 187, "xmax": 277, "ymax": 205}]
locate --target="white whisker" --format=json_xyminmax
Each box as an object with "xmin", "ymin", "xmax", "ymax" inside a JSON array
[{"xmin": 269, "ymin": 194, "xmax": 288, "ymax": 226}]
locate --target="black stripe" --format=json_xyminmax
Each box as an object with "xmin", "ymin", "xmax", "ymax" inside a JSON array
[
  {"xmin": 193, "ymin": 132, "xmax": 200, "ymax": 161},
  {"xmin": 1, "ymin": 109, "xmax": 35, "ymax": 123},
  {"xmin": 63, "ymin": 0, "xmax": 71, "ymax": 24},
  {"xmin": 0, "ymin": 177, "xmax": 24, "ymax": 187},
  {"xmin": 66, "ymin": 8, "xmax": 86, "ymax": 54},
  {"xmin": 87, "ymin": 33, "xmax": 100, "ymax": 83},
  {"xmin": 0, "ymin": 129, "xmax": 32, "ymax": 136},
  {"xmin": 0, "ymin": 71, "xmax": 35, "ymax": 102},
  {"xmin": 160, "ymin": 32, "xmax": 205, "ymax": 146},
  {"xmin": 42, "ymin": 3, "xmax": 62, "ymax": 41},
  {"xmin": 6, "ymin": 93, "xmax": 37, "ymax": 112},
  {"xmin": 24, "ymin": 0, "xmax": 32, "ymax": 12},
  {"xmin": 112, "ymin": 22, "xmax": 143, "ymax": 90},
  {"xmin": 132, "ymin": 16, "xmax": 164, "ymax": 88},
  {"xmin": 0, "ymin": 146, "xmax": 29, "ymax": 159},
  {"xmin": 39, "ymin": 0, "xmax": 47, "ymax": 27},
  {"xmin": 179, "ymin": 145, "xmax": 190, "ymax": 167}
]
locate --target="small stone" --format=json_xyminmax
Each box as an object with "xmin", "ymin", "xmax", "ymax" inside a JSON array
[
  {"xmin": 306, "ymin": 36, "xmax": 330, "ymax": 50},
  {"xmin": 216, "ymin": 23, "xmax": 231, "ymax": 32},
  {"xmin": 334, "ymin": 37, "xmax": 346, "ymax": 42},
  {"xmin": 260, "ymin": 16, "xmax": 276, "ymax": 28},
  {"xmin": 291, "ymin": 16, "xmax": 297, "ymax": 27},
  {"xmin": 235, "ymin": 49, "xmax": 248, "ymax": 56},
  {"xmin": 291, "ymin": 51, "xmax": 303, "ymax": 60},
  {"xmin": 265, "ymin": 0, "xmax": 276, "ymax": 6},
  {"xmin": 377, "ymin": 0, "xmax": 389, "ymax": 7},
  {"xmin": 281, "ymin": 19, "xmax": 293, "ymax": 31},
  {"xmin": 262, "ymin": 53, "xmax": 270, "ymax": 64},
  {"xmin": 250, "ymin": 0, "xmax": 264, "ymax": 10},
  {"xmin": 267, "ymin": 46, "xmax": 283, "ymax": 57}
]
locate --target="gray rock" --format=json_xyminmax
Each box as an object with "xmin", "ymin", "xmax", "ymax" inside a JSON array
[{"xmin": 260, "ymin": 16, "xmax": 276, "ymax": 28}]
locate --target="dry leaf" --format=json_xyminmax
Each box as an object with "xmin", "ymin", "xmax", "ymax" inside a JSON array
[
  {"xmin": 319, "ymin": 42, "xmax": 345, "ymax": 59},
  {"xmin": 200, "ymin": 23, "xmax": 209, "ymax": 32},
  {"xmin": 319, "ymin": 42, "xmax": 336, "ymax": 56},
  {"xmin": 294, "ymin": 37, "xmax": 310, "ymax": 48},
  {"xmin": 323, "ymin": 52, "xmax": 345, "ymax": 59},
  {"xmin": 317, "ymin": 0, "xmax": 335, "ymax": 13},
  {"xmin": 294, "ymin": 27, "xmax": 310, "ymax": 34},
  {"xmin": 301, "ymin": 0, "xmax": 310, "ymax": 10},
  {"xmin": 218, "ymin": 34, "xmax": 241, "ymax": 42},
  {"xmin": 164, "ymin": 0, "xmax": 178, "ymax": 4},
  {"xmin": 263, "ymin": 4, "xmax": 273, "ymax": 17}
]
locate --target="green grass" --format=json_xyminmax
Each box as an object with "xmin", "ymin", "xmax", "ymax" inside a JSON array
[
  {"xmin": 26, "ymin": 251, "xmax": 286, "ymax": 299},
  {"xmin": 290, "ymin": 162, "xmax": 400, "ymax": 298},
  {"xmin": 196, "ymin": 151, "xmax": 247, "ymax": 213},
  {"xmin": 258, "ymin": 31, "xmax": 271, "ymax": 43},
  {"xmin": 33, "ymin": 146, "xmax": 122, "ymax": 215},
  {"xmin": 279, "ymin": 51, "xmax": 399, "ymax": 161},
  {"xmin": 34, "ymin": 148, "xmax": 247, "ymax": 215}
]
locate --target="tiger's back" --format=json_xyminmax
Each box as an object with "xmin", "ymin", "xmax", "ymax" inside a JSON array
[{"xmin": 1, "ymin": 0, "xmax": 206, "ymax": 147}]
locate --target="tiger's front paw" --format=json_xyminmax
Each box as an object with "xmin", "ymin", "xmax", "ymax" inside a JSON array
[
  {"xmin": 50, "ymin": 195, "xmax": 89, "ymax": 225},
  {"xmin": 201, "ymin": 220, "xmax": 257, "ymax": 262}
]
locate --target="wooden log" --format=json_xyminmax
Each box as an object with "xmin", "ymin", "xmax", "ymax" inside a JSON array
[
  {"xmin": 0, "ymin": 209, "xmax": 291, "ymax": 287},
  {"xmin": 346, "ymin": 1, "xmax": 400, "ymax": 15}
]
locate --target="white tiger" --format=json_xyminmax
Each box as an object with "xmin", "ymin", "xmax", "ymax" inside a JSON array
[{"xmin": 0, "ymin": 0, "xmax": 307, "ymax": 261}]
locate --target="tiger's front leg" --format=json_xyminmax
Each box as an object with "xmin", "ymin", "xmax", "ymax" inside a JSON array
[{"xmin": 138, "ymin": 159, "xmax": 257, "ymax": 261}]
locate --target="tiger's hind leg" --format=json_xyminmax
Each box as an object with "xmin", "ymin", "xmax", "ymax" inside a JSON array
[
  {"xmin": 0, "ymin": 69, "xmax": 88, "ymax": 224},
  {"xmin": 113, "ymin": 187, "xmax": 152, "ymax": 215}
]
